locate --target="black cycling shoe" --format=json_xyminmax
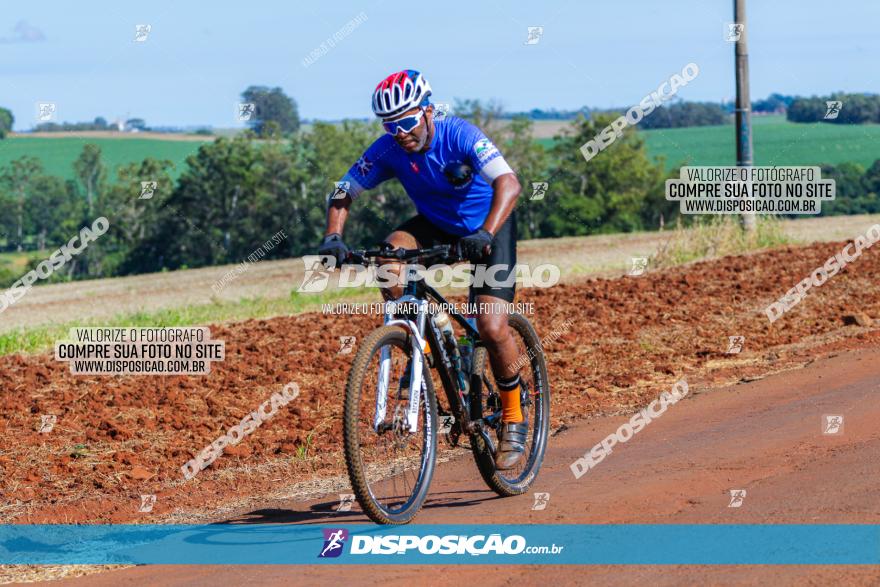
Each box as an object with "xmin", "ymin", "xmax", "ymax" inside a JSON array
[{"xmin": 494, "ymin": 420, "xmax": 528, "ymax": 470}]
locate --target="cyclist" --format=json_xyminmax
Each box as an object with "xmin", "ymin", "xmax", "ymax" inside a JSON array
[{"xmin": 319, "ymin": 69, "xmax": 527, "ymax": 470}]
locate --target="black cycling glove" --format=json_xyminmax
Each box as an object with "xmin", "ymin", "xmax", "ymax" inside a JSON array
[
  {"xmin": 318, "ymin": 233, "xmax": 349, "ymax": 267},
  {"xmin": 459, "ymin": 229, "xmax": 494, "ymax": 261}
]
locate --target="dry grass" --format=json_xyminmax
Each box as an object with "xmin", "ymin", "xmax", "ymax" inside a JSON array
[
  {"xmin": 2, "ymin": 214, "xmax": 877, "ymax": 346},
  {"xmin": 0, "ymin": 564, "xmax": 131, "ymax": 585},
  {"xmin": 652, "ymin": 216, "xmax": 790, "ymax": 268}
]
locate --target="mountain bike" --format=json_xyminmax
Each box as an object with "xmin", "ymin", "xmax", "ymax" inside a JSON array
[{"xmin": 341, "ymin": 244, "xmax": 550, "ymax": 524}]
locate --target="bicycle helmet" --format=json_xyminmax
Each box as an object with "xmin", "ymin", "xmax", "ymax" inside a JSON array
[{"xmin": 371, "ymin": 69, "xmax": 432, "ymax": 119}]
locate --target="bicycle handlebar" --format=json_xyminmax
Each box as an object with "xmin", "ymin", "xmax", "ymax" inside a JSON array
[{"xmin": 345, "ymin": 244, "xmax": 460, "ymax": 266}]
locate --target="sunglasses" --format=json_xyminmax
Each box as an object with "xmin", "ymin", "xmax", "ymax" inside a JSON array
[{"xmin": 382, "ymin": 108, "xmax": 426, "ymax": 135}]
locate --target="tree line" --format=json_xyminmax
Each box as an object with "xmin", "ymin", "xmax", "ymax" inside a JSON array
[
  {"xmin": 819, "ymin": 160, "xmax": 880, "ymax": 215},
  {"xmin": 1, "ymin": 94, "xmax": 879, "ymax": 289},
  {"xmin": 0, "ymin": 103, "xmax": 676, "ymax": 286},
  {"xmin": 8, "ymin": 90, "xmax": 875, "ymax": 143},
  {"xmin": 787, "ymin": 93, "xmax": 880, "ymax": 124}
]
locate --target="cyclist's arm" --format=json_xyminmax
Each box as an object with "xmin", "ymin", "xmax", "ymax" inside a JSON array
[
  {"xmin": 324, "ymin": 138, "xmax": 395, "ymax": 237},
  {"xmin": 482, "ymin": 172, "xmax": 521, "ymax": 236},
  {"xmin": 465, "ymin": 132, "xmax": 521, "ymax": 235},
  {"xmin": 324, "ymin": 194, "xmax": 351, "ymax": 237}
]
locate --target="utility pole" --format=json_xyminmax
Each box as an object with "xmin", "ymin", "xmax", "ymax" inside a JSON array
[{"xmin": 734, "ymin": 0, "xmax": 756, "ymax": 232}]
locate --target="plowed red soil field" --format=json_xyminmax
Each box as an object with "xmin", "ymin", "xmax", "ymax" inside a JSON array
[{"xmin": 1, "ymin": 238, "xmax": 879, "ymax": 524}]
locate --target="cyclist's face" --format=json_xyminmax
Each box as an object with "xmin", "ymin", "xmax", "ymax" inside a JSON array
[{"xmin": 387, "ymin": 106, "xmax": 432, "ymax": 153}]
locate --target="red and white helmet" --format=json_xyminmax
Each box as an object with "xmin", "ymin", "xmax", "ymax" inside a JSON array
[{"xmin": 371, "ymin": 69, "xmax": 432, "ymax": 119}]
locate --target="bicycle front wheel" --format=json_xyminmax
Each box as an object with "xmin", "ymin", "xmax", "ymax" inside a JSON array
[{"xmin": 343, "ymin": 326, "xmax": 438, "ymax": 524}]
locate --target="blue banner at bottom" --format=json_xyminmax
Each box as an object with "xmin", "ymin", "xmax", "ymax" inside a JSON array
[{"xmin": 1, "ymin": 524, "xmax": 878, "ymax": 565}]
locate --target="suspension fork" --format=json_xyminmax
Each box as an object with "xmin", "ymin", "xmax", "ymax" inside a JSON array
[{"xmin": 374, "ymin": 297, "xmax": 429, "ymax": 433}]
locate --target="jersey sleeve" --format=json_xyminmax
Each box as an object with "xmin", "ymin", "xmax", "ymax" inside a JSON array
[
  {"xmin": 334, "ymin": 136, "xmax": 396, "ymax": 201},
  {"xmin": 457, "ymin": 120, "xmax": 515, "ymax": 184}
]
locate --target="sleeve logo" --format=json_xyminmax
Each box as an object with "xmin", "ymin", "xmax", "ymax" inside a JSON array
[
  {"xmin": 473, "ymin": 138, "xmax": 499, "ymax": 164},
  {"xmin": 355, "ymin": 155, "xmax": 373, "ymax": 176}
]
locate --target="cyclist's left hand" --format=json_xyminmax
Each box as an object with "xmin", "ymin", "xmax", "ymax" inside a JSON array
[
  {"xmin": 318, "ymin": 233, "xmax": 349, "ymax": 267},
  {"xmin": 459, "ymin": 229, "xmax": 493, "ymax": 261}
]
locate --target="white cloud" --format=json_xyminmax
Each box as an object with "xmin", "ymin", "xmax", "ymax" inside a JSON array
[{"xmin": 0, "ymin": 21, "xmax": 46, "ymax": 43}]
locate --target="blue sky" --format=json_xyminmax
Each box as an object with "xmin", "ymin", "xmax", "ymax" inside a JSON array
[{"xmin": 2, "ymin": 0, "xmax": 878, "ymax": 130}]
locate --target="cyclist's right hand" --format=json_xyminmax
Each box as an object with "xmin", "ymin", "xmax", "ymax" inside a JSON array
[{"xmin": 318, "ymin": 233, "xmax": 349, "ymax": 268}]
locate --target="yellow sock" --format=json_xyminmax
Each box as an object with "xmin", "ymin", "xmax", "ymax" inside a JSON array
[{"xmin": 500, "ymin": 385, "xmax": 523, "ymax": 423}]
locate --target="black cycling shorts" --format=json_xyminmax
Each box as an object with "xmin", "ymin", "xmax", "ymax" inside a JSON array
[{"xmin": 389, "ymin": 212, "xmax": 517, "ymax": 303}]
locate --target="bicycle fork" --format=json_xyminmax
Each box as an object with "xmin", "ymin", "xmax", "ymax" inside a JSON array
[
  {"xmin": 372, "ymin": 298, "xmax": 488, "ymax": 443},
  {"xmin": 374, "ymin": 297, "xmax": 429, "ymax": 433}
]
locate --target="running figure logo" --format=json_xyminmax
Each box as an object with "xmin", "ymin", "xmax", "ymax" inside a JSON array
[
  {"xmin": 439, "ymin": 415, "xmax": 455, "ymax": 434},
  {"xmin": 525, "ymin": 26, "xmax": 544, "ymax": 45},
  {"xmin": 332, "ymin": 181, "xmax": 350, "ymax": 200},
  {"xmin": 824, "ymin": 101, "xmax": 843, "ymax": 120},
  {"xmin": 728, "ymin": 489, "xmax": 747, "ymax": 508},
  {"xmin": 338, "ymin": 336, "xmax": 356, "ymax": 355},
  {"xmin": 297, "ymin": 256, "xmax": 334, "ymax": 292},
  {"xmin": 726, "ymin": 335, "xmax": 745, "ymax": 354},
  {"xmin": 37, "ymin": 103, "xmax": 56, "ymax": 122},
  {"xmin": 140, "ymin": 181, "xmax": 157, "ymax": 200},
  {"xmin": 38, "ymin": 414, "xmax": 57, "ymax": 433},
  {"xmin": 628, "ymin": 257, "xmax": 648, "ymax": 276},
  {"xmin": 530, "ymin": 182, "xmax": 548, "ymax": 201},
  {"xmin": 725, "ymin": 23, "xmax": 744, "ymax": 42},
  {"xmin": 823, "ymin": 414, "xmax": 844, "ymax": 435},
  {"xmin": 336, "ymin": 494, "xmax": 356, "ymax": 512},
  {"xmin": 318, "ymin": 528, "xmax": 349, "ymax": 558},
  {"xmin": 237, "ymin": 103, "xmax": 256, "ymax": 122},
  {"xmin": 532, "ymin": 492, "xmax": 550, "ymax": 511},
  {"xmin": 434, "ymin": 102, "xmax": 450, "ymax": 120},
  {"xmin": 138, "ymin": 494, "xmax": 157, "ymax": 512},
  {"xmin": 134, "ymin": 24, "xmax": 151, "ymax": 42}
]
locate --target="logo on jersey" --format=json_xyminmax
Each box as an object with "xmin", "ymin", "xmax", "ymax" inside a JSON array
[
  {"xmin": 443, "ymin": 160, "xmax": 473, "ymax": 190},
  {"xmin": 410, "ymin": 161, "xmax": 420, "ymax": 173},
  {"xmin": 356, "ymin": 155, "xmax": 373, "ymax": 176},
  {"xmin": 319, "ymin": 528, "xmax": 349, "ymax": 558},
  {"xmin": 473, "ymin": 138, "xmax": 499, "ymax": 165}
]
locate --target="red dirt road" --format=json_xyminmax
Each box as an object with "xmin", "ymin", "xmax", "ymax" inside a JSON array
[{"xmin": 49, "ymin": 345, "xmax": 880, "ymax": 586}]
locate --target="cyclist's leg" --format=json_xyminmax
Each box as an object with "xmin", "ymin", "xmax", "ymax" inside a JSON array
[
  {"xmin": 474, "ymin": 293, "xmax": 520, "ymax": 403},
  {"xmin": 470, "ymin": 213, "xmax": 526, "ymax": 469},
  {"xmin": 380, "ymin": 231, "xmax": 417, "ymax": 302},
  {"xmin": 473, "ymin": 212, "xmax": 522, "ymax": 422},
  {"xmin": 472, "ymin": 212, "xmax": 520, "ymax": 416}
]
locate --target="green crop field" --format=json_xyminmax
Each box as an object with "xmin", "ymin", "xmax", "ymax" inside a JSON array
[
  {"xmin": 535, "ymin": 115, "xmax": 880, "ymax": 170},
  {"xmin": 0, "ymin": 136, "xmax": 209, "ymax": 180},
  {"xmin": 3, "ymin": 116, "xmax": 878, "ymax": 183}
]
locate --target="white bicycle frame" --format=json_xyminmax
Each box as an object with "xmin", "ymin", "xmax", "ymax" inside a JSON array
[{"xmin": 374, "ymin": 296, "xmax": 429, "ymax": 433}]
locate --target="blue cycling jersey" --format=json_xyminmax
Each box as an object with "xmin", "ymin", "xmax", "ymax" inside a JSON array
[{"xmin": 340, "ymin": 116, "xmax": 511, "ymax": 236}]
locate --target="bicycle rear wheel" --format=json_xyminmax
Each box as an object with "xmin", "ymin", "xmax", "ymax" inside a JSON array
[
  {"xmin": 469, "ymin": 312, "xmax": 550, "ymax": 496},
  {"xmin": 343, "ymin": 326, "xmax": 438, "ymax": 524}
]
